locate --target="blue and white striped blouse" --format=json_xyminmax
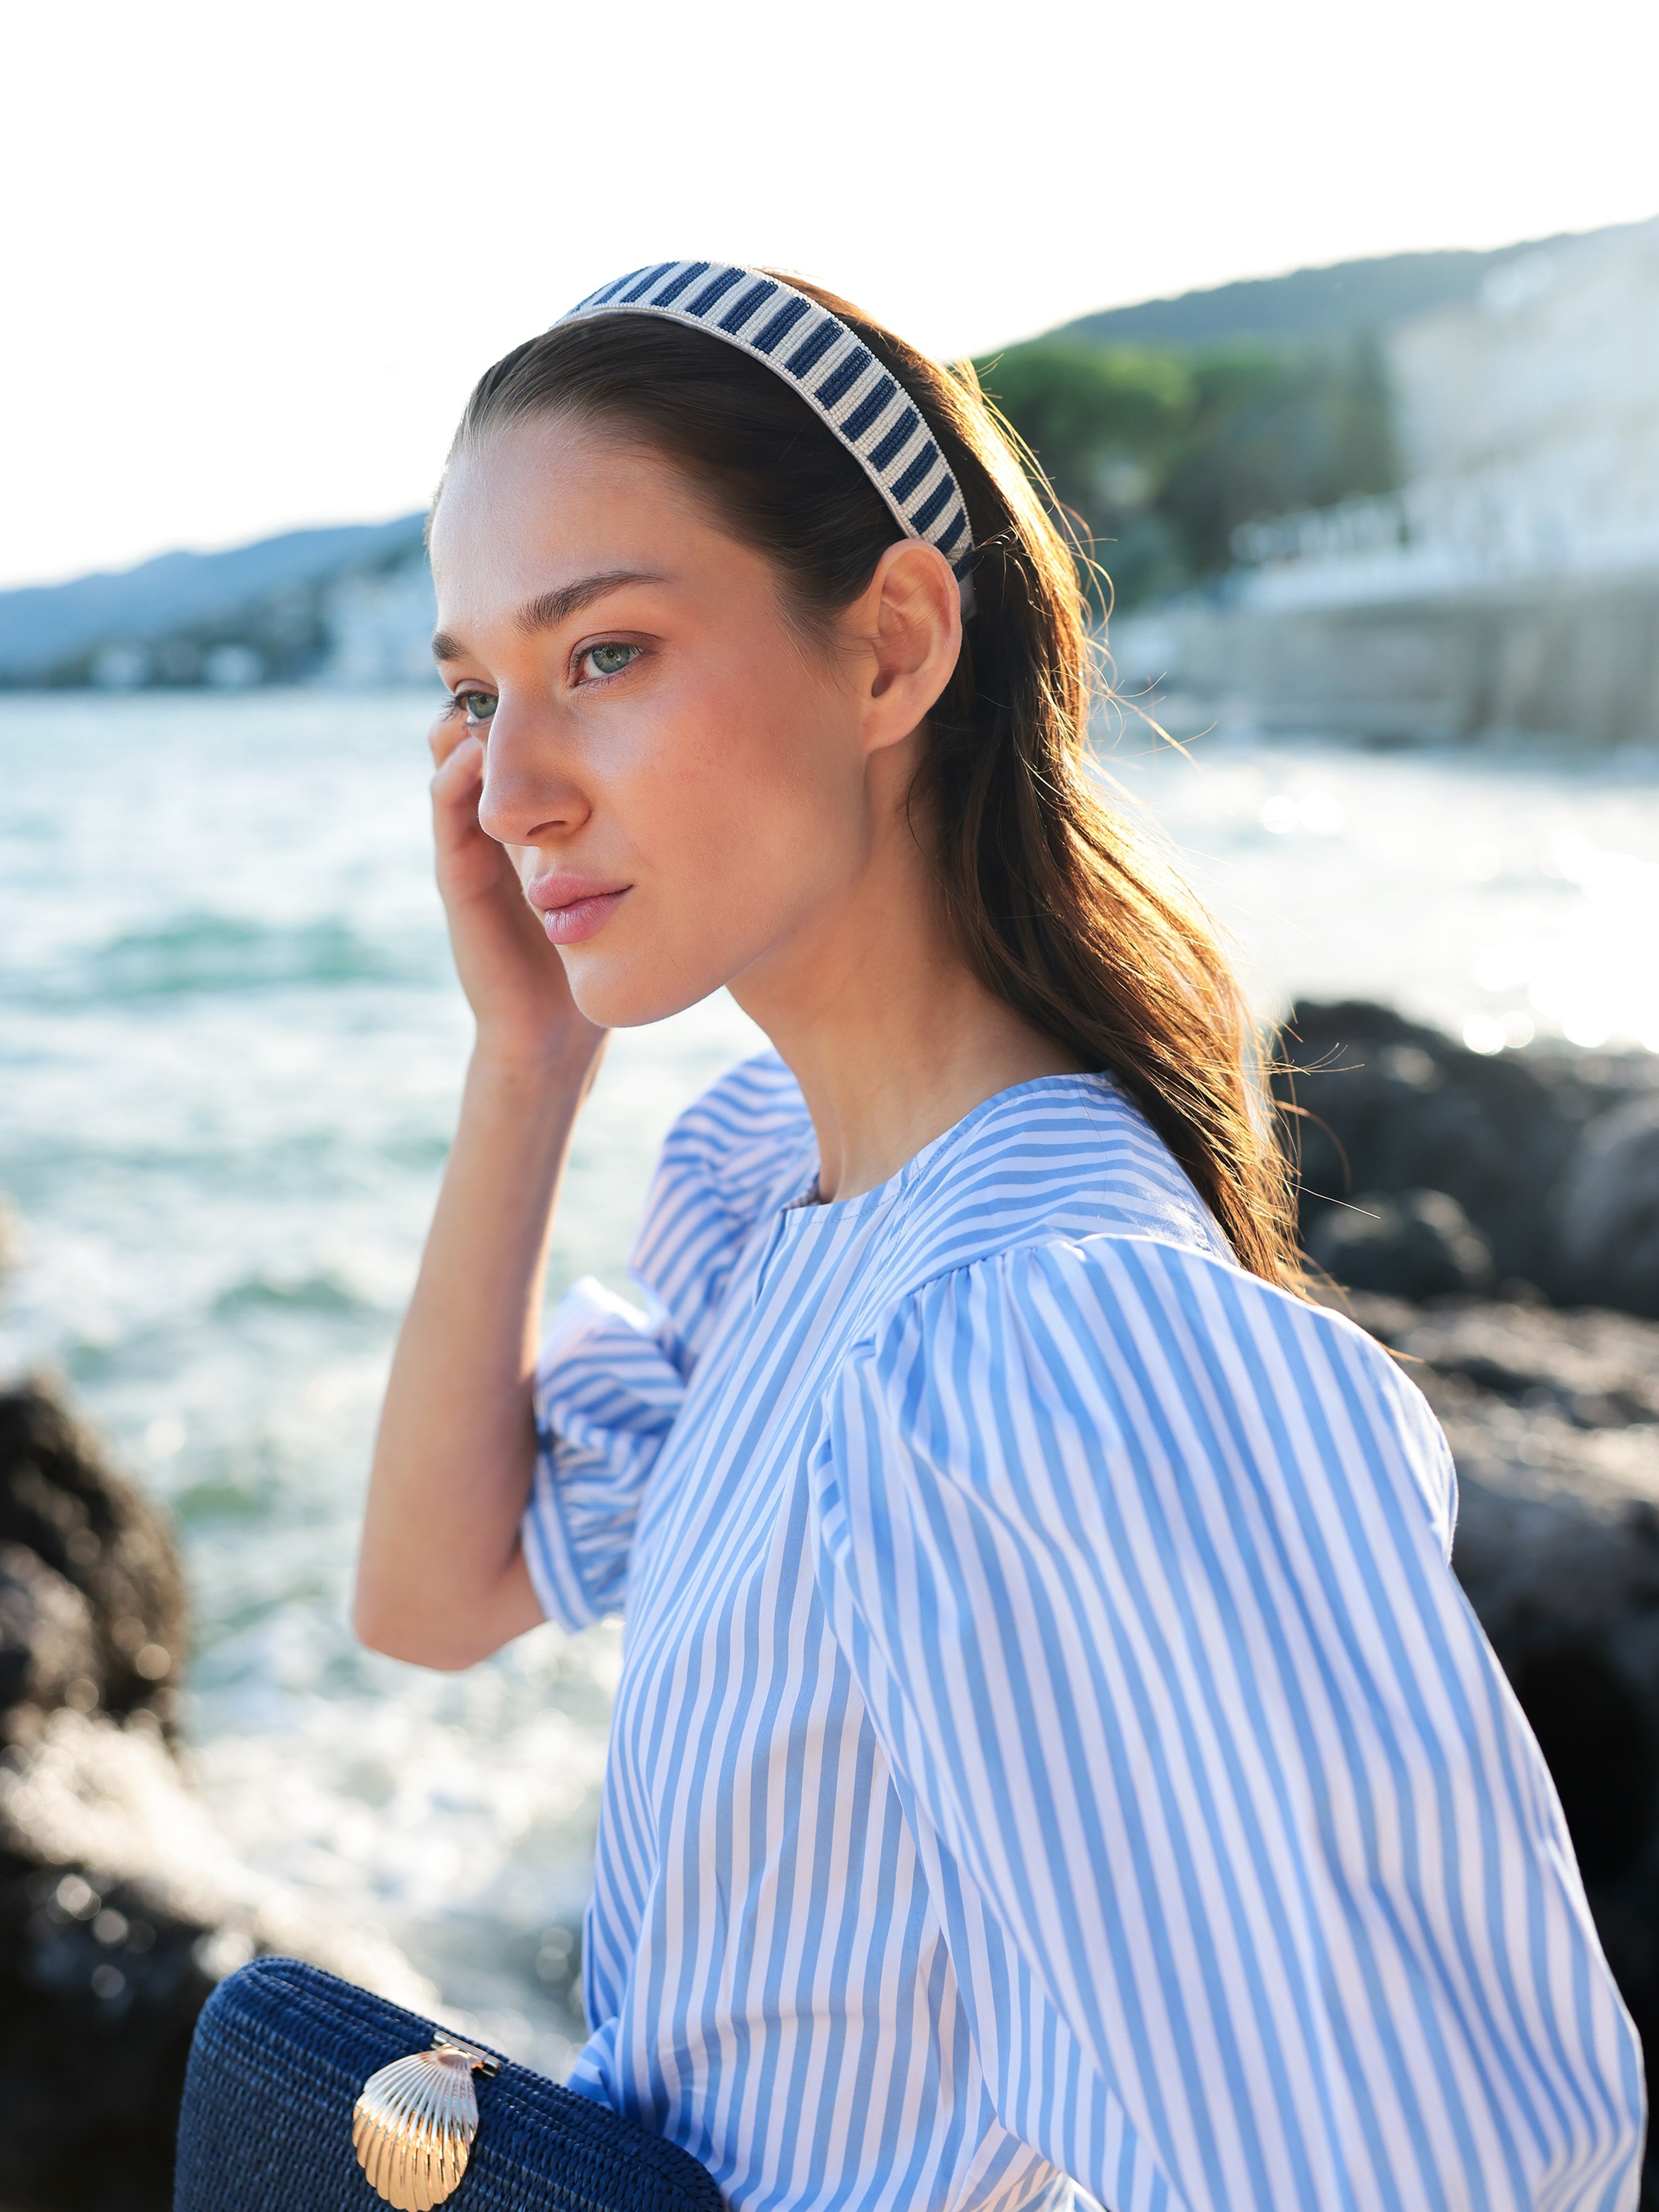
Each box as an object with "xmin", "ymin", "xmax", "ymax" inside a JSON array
[{"xmin": 522, "ymin": 1057, "xmax": 1642, "ymax": 2212}]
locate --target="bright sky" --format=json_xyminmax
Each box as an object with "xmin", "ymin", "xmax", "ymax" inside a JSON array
[{"xmin": 7, "ymin": 0, "xmax": 1656, "ymax": 593}]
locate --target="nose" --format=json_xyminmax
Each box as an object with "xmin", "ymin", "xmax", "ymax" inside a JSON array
[{"xmin": 476, "ymin": 704, "xmax": 590, "ymax": 849}]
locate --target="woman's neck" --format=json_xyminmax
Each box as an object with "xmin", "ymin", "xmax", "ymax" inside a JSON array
[{"xmin": 731, "ymin": 768, "xmax": 1084, "ymax": 1203}]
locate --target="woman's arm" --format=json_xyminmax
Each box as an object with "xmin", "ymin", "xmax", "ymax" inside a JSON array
[{"xmin": 353, "ymin": 713, "xmax": 606, "ymax": 1669}]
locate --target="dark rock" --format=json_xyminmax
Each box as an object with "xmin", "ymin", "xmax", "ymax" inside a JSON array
[
  {"xmin": 0, "ymin": 1379, "xmax": 423, "ymax": 2211},
  {"xmin": 0, "ymin": 1835, "xmax": 222, "ymax": 2212},
  {"xmin": 1276, "ymin": 999, "xmax": 1659, "ymax": 1318},
  {"xmin": 0, "ymin": 1383, "xmax": 185, "ymax": 1744},
  {"xmin": 1523, "ymin": 1042, "xmax": 1659, "ymax": 1128},
  {"xmin": 1276, "ymin": 1000, "xmax": 1577, "ymax": 1289},
  {"xmin": 0, "ymin": 1382, "xmax": 200, "ymax": 2209},
  {"xmin": 1551, "ymin": 1096, "xmax": 1659, "ymax": 1319},
  {"xmin": 0, "ymin": 1701, "xmax": 428, "ymax": 2212},
  {"xmin": 0, "ymin": 1381, "xmax": 200, "ymax": 2209},
  {"xmin": 0, "ymin": 1543, "xmax": 101, "ymax": 1722},
  {"xmin": 1307, "ymin": 1187, "xmax": 1494, "ymax": 1300}
]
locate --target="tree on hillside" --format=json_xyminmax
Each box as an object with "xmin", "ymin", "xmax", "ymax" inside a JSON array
[
  {"xmin": 971, "ymin": 332, "xmax": 1398, "ymax": 608},
  {"xmin": 971, "ymin": 340, "xmax": 1195, "ymax": 605},
  {"xmin": 973, "ymin": 340, "xmax": 1193, "ymax": 510},
  {"xmin": 1156, "ymin": 337, "xmax": 1397, "ymax": 576}
]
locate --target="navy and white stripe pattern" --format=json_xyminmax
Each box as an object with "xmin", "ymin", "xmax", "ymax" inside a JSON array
[
  {"xmin": 555, "ymin": 262, "xmax": 978, "ymax": 614},
  {"xmin": 524, "ymin": 1057, "xmax": 1642, "ymax": 2212}
]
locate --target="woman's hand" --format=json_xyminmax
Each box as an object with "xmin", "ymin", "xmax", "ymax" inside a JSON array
[
  {"xmin": 354, "ymin": 713, "xmax": 611, "ymax": 1671},
  {"xmin": 429, "ymin": 712, "xmax": 606, "ymax": 1069}
]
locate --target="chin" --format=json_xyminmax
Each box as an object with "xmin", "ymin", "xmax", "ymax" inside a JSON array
[{"xmin": 559, "ymin": 944, "xmax": 729, "ymax": 1030}]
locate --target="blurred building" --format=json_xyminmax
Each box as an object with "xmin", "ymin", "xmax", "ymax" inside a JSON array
[
  {"xmin": 0, "ymin": 516, "xmax": 433, "ymax": 693},
  {"xmin": 318, "ymin": 552, "xmax": 437, "ymax": 686},
  {"xmin": 1115, "ymin": 219, "xmax": 1659, "ymax": 746}
]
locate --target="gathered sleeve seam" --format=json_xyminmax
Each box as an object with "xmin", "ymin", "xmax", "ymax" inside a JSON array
[{"xmin": 521, "ymin": 1433, "xmax": 606, "ymax": 1632}]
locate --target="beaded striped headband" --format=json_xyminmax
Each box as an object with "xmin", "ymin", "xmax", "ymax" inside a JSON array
[{"xmin": 555, "ymin": 261, "xmax": 978, "ymax": 616}]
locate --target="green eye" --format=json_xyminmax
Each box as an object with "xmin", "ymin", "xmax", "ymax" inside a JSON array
[
  {"xmin": 461, "ymin": 691, "xmax": 496, "ymax": 723},
  {"xmin": 582, "ymin": 642, "xmax": 639, "ymax": 680}
]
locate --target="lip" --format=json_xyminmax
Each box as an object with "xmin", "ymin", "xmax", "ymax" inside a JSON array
[{"xmin": 526, "ymin": 873, "xmax": 632, "ymax": 947}]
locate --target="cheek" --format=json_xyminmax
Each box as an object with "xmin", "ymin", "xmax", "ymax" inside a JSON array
[
  {"xmin": 636, "ymin": 665, "xmax": 857, "ymax": 902},
  {"xmin": 564, "ymin": 659, "xmax": 865, "ymax": 1021}
]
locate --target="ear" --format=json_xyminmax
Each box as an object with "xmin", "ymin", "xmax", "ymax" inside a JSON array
[{"xmin": 850, "ymin": 538, "xmax": 963, "ymax": 754}]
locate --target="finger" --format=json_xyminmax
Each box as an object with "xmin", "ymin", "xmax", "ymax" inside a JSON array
[
  {"xmin": 428, "ymin": 712, "xmax": 476, "ymax": 771},
  {"xmin": 431, "ymin": 732, "xmax": 485, "ymax": 807}
]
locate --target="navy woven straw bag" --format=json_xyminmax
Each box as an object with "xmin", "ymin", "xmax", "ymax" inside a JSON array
[{"xmin": 175, "ymin": 1956, "xmax": 725, "ymax": 2212}]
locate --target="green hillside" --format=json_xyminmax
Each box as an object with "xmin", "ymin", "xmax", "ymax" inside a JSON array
[{"xmin": 985, "ymin": 219, "xmax": 1650, "ymax": 608}]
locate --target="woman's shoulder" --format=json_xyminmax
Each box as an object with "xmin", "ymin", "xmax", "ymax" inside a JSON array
[
  {"xmin": 629, "ymin": 1051, "xmax": 814, "ymax": 1354},
  {"xmin": 849, "ymin": 1078, "xmax": 1454, "ymax": 1539},
  {"xmin": 851, "ymin": 1217, "xmax": 1455, "ymax": 1558},
  {"xmin": 882, "ymin": 1070, "xmax": 1237, "ymax": 1291}
]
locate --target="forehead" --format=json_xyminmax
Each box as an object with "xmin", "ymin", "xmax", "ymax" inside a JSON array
[{"xmin": 429, "ymin": 416, "xmax": 712, "ymax": 606}]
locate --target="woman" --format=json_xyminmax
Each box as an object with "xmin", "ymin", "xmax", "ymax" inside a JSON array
[{"xmin": 355, "ymin": 264, "xmax": 1641, "ymax": 2210}]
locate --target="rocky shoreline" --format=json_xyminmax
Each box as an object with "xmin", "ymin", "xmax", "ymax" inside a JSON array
[
  {"xmin": 6, "ymin": 1002, "xmax": 1659, "ymax": 2207},
  {"xmin": 0, "ymin": 1387, "xmax": 428, "ymax": 2211},
  {"xmin": 1280, "ymin": 997, "xmax": 1659, "ymax": 1311}
]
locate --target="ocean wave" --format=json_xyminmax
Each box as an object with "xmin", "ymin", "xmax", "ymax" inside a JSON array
[
  {"xmin": 68, "ymin": 912, "xmax": 435, "ymax": 998},
  {"xmin": 211, "ymin": 1270, "xmax": 378, "ymax": 1320}
]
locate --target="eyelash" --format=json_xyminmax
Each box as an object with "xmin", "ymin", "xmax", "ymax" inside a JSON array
[{"xmin": 444, "ymin": 642, "xmax": 642, "ymax": 724}]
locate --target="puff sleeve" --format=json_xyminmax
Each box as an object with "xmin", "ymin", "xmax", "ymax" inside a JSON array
[
  {"xmin": 522, "ymin": 1050, "xmax": 813, "ymax": 1631},
  {"xmin": 807, "ymin": 1233, "xmax": 1643, "ymax": 2211},
  {"xmin": 520, "ymin": 1276, "xmax": 687, "ymax": 1631}
]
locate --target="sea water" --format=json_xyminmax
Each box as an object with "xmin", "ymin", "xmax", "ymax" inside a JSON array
[{"xmin": 3, "ymin": 687, "xmax": 1658, "ymax": 2068}]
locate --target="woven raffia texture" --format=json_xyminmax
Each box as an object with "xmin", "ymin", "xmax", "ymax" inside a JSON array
[{"xmin": 174, "ymin": 1956, "xmax": 726, "ymax": 2212}]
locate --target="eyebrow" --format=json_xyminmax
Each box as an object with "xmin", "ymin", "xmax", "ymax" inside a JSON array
[{"xmin": 430, "ymin": 569, "xmax": 664, "ymax": 665}]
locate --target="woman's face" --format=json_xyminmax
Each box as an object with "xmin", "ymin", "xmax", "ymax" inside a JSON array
[{"xmin": 428, "ymin": 413, "xmax": 904, "ymax": 1029}]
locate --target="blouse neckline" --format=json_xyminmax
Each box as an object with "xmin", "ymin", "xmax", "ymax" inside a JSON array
[{"xmin": 777, "ymin": 1069, "xmax": 1115, "ymax": 1230}]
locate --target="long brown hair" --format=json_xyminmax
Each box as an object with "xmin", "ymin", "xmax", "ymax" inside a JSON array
[{"xmin": 446, "ymin": 276, "xmax": 1301, "ymax": 1288}]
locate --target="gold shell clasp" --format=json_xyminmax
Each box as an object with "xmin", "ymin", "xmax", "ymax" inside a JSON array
[{"xmin": 352, "ymin": 2033, "xmax": 501, "ymax": 2210}]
